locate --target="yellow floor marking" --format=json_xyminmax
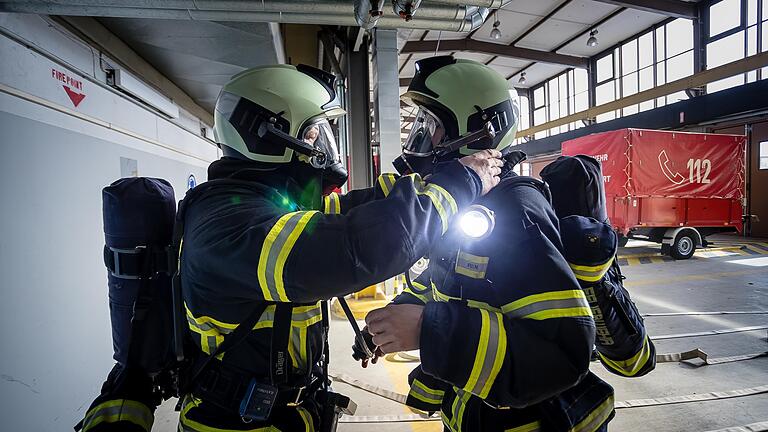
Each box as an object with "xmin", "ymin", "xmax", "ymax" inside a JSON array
[
  {"xmin": 743, "ymin": 245, "xmax": 767, "ymax": 255},
  {"xmin": 380, "ymin": 357, "xmax": 441, "ymax": 432},
  {"xmin": 626, "ymin": 257, "xmax": 642, "ymax": 266}
]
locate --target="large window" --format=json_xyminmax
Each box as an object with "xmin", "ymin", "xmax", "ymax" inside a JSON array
[
  {"xmin": 761, "ymin": 141, "xmax": 768, "ymax": 170},
  {"xmin": 705, "ymin": 0, "xmax": 767, "ymax": 93},
  {"xmin": 513, "ymin": 91, "xmax": 530, "ymax": 145},
  {"xmin": 593, "ymin": 18, "xmax": 694, "ymax": 121},
  {"xmin": 529, "ymin": 68, "xmax": 589, "ymax": 138}
]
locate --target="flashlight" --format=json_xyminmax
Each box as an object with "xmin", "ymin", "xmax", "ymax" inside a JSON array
[{"xmin": 459, "ymin": 205, "xmax": 495, "ymax": 240}]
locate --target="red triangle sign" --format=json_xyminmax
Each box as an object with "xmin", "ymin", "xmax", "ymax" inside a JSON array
[{"xmin": 63, "ymin": 85, "xmax": 86, "ymax": 107}]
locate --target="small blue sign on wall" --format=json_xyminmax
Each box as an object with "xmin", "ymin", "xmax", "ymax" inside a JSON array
[{"xmin": 187, "ymin": 174, "xmax": 197, "ymax": 190}]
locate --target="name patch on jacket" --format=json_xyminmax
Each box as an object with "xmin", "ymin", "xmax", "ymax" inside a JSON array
[{"xmin": 455, "ymin": 250, "xmax": 490, "ymax": 279}]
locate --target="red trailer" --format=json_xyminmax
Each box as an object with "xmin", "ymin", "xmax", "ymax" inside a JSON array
[{"xmin": 562, "ymin": 129, "xmax": 746, "ymax": 259}]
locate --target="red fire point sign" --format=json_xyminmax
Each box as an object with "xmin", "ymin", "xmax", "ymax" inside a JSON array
[{"xmin": 52, "ymin": 68, "xmax": 86, "ymax": 107}]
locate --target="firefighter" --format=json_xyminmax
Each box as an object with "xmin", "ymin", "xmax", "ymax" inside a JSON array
[
  {"xmin": 358, "ymin": 56, "xmax": 617, "ymax": 432},
  {"xmin": 173, "ymin": 64, "xmax": 505, "ymax": 432}
]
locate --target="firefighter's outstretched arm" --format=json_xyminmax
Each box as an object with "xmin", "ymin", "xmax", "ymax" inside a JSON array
[
  {"xmin": 283, "ymin": 155, "xmax": 498, "ymax": 303},
  {"xmin": 197, "ymin": 150, "xmax": 502, "ymax": 304},
  {"xmin": 322, "ymin": 173, "xmax": 400, "ymax": 215}
]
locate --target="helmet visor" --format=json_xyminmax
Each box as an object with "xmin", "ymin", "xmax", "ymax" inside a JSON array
[
  {"xmin": 301, "ymin": 119, "xmax": 340, "ymax": 167},
  {"xmin": 403, "ymin": 107, "xmax": 445, "ymax": 156}
]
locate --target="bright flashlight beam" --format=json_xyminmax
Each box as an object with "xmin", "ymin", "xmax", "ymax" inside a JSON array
[{"xmin": 460, "ymin": 210, "xmax": 490, "ymax": 238}]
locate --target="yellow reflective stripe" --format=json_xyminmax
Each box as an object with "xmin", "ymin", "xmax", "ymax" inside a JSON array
[
  {"xmin": 506, "ymin": 421, "xmax": 542, "ymax": 432},
  {"xmin": 482, "ymin": 311, "xmax": 507, "ymax": 398},
  {"xmin": 403, "ymin": 279, "xmax": 433, "ymax": 304},
  {"xmin": 463, "ymin": 309, "xmax": 507, "ymax": 399},
  {"xmin": 275, "ymin": 211, "xmax": 318, "ymax": 301},
  {"xmin": 403, "ymin": 289, "xmax": 429, "ymax": 304},
  {"xmin": 377, "ymin": 173, "xmax": 398, "ymax": 196},
  {"xmin": 455, "ymin": 250, "xmax": 490, "ymax": 279},
  {"xmin": 455, "ymin": 388, "xmax": 472, "ymax": 430},
  {"xmin": 81, "ymin": 399, "xmax": 153, "ymax": 432},
  {"xmin": 186, "ymin": 303, "xmax": 322, "ymax": 356},
  {"xmin": 258, "ymin": 211, "xmax": 320, "ymax": 302},
  {"xmin": 297, "ymin": 406, "xmax": 314, "ymax": 432},
  {"xmin": 441, "ymin": 411, "xmax": 454, "ymax": 432},
  {"xmin": 502, "ymin": 290, "xmax": 593, "ymax": 320},
  {"xmin": 429, "ymin": 183, "xmax": 458, "ymax": 215},
  {"xmin": 598, "ymin": 336, "xmax": 652, "ymax": 377},
  {"xmin": 258, "ymin": 213, "xmax": 296, "ymax": 301},
  {"xmin": 571, "ymin": 394, "xmax": 614, "ymax": 432},
  {"xmin": 297, "ymin": 326, "xmax": 308, "ymax": 369},
  {"xmin": 432, "ymin": 284, "xmax": 500, "ymax": 312},
  {"xmin": 569, "ymin": 257, "xmax": 614, "ymax": 283},
  {"xmin": 522, "ymin": 307, "xmax": 594, "ymax": 320},
  {"xmin": 323, "ymin": 192, "xmax": 340, "ymax": 215},
  {"xmin": 408, "ymin": 174, "xmax": 458, "ymax": 234},
  {"xmin": 185, "ymin": 305, "xmax": 238, "ymax": 335},
  {"xmin": 179, "ymin": 395, "xmax": 282, "ymax": 432},
  {"xmin": 409, "ymin": 379, "xmax": 445, "ymax": 405}
]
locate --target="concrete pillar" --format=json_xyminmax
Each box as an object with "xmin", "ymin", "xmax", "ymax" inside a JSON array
[
  {"xmin": 371, "ymin": 28, "xmax": 402, "ymax": 175},
  {"xmin": 345, "ymin": 35, "xmax": 372, "ymax": 189}
]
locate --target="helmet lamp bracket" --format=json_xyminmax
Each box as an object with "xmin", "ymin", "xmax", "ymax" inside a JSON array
[{"xmin": 435, "ymin": 120, "xmax": 496, "ymax": 157}]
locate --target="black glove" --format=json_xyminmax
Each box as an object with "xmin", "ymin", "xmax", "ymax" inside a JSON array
[{"xmin": 351, "ymin": 327, "xmax": 379, "ymax": 367}]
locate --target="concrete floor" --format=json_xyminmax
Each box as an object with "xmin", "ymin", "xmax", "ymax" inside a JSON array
[{"xmin": 154, "ymin": 235, "xmax": 768, "ymax": 431}]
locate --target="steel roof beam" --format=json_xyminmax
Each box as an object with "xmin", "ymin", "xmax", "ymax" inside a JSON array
[
  {"xmin": 590, "ymin": 0, "xmax": 697, "ymax": 19},
  {"xmin": 401, "ymin": 39, "xmax": 588, "ymax": 68}
]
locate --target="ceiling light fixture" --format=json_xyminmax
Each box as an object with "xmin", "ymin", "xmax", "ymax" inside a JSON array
[
  {"xmin": 490, "ymin": 12, "xmax": 501, "ymax": 40},
  {"xmin": 518, "ymin": 72, "xmax": 527, "ymax": 85},
  {"xmin": 587, "ymin": 29, "xmax": 599, "ymax": 47}
]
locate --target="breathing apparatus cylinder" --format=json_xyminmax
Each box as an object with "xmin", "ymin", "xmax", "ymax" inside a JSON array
[{"xmin": 102, "ymin": 177, "xmax": 176, "ymax": 373}]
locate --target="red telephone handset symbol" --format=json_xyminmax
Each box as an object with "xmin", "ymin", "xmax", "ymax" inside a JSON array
[{"xmin": 658, "ymin": 150, "xmax": 685, "ymax": 185}]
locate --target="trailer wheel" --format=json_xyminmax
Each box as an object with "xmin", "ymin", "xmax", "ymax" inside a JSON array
[
  {"xmin": 671, "ymin": 231, "xmax": 696, "ymax": 260},
  {"xmin": 617, "ymin": 236, "xmax": 629, "ymax": 247}
]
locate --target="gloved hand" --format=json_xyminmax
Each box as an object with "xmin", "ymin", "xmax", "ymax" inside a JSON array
[{"xmin": 351, "ymin": 326, "xmax": 383, "ymax": 368}]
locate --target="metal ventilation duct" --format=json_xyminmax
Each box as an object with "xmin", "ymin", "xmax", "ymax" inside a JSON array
[{"xmin": 0, "ymin": 0, "xmax": 495, "ymax": 32}]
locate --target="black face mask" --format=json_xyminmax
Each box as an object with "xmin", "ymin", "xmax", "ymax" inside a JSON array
[
  {"xmin": 393, "ymin": 152, "xmax": 438, "ymax": 177},
  {"xmin": 322, "ymin": 161, "xmax": 348, "ymax": 195}
]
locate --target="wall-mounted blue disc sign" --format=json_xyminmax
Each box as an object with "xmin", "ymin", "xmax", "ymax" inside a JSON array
[{"xmin": 187, "ymin": 174, "xmax": 197, "ymax": 190}]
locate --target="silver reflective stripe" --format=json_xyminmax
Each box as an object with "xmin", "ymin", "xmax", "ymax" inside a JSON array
[
  {"xmin": 292, "ymin": 306, "xmax": 322, "ymax": 324},
  {"xmin": 256, "ymin": 305, "xmax": 321, "ymax": 327},
  {"xmin": 472, "ymin": 311, "xmax": 502, "ymax": 395},
  {"xmin": 571, "ymin": 395, "xmax": 614, "ymax": 432},
  {"xmin": 263, "ymin": 212, "xmax": 305, "ymax": 300},
  {"xmin": 82, "ymin": 400, "xmax": 153, "ymax": 431},
  {"xmin": 186, "ymin": 315, "xmax": 233, "ymax": 335},
  {"xmin": 451, "ymin": 388, "xmax": 464, "ymax": 430},
  {"xmin": 379, "ymin": 173, "xmax": 397, "ymax": 196},
  {"xmin": 569, "ymin": 258, "xmax": 613, "ymax": 282},
  {"xmin": 291, "ymin": 327, "xmax": 305, "ymax": 369},
  {"xmin": 505, "ymin": 297, "xmax": 590, "ymax": 319},
  {"xmin": 410, "ymin": 382, "xmax": 444, "ymax": 404},
  {"xmin": 325, "ymin": 192, "xmax": 340, "ymax": 214},
  {"xmin": 206, "ymin": 335, "xmax": 218, "ymax": 353}
]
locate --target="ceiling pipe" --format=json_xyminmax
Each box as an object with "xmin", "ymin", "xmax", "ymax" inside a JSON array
[{"xmin": 0, "ymin": 1, "xmax": 490, "ymax": 31}]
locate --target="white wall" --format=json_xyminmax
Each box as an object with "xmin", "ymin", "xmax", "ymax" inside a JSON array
[{"xmin": 0, "ymin": 14, "xmax": 218, "ymax": 430}]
